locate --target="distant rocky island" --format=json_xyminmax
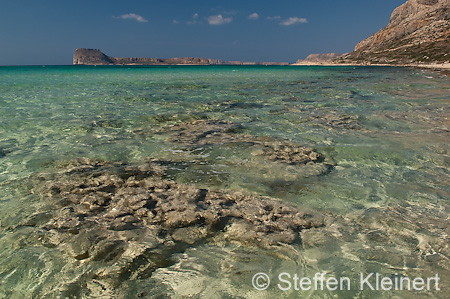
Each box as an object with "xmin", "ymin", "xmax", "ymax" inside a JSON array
[
  {"xmin": 73, "ymin": 48, "xmax": 289, "ymax": 66},
  {"xmin": 73, "ymin": 48, "xmax": 211, "ymax": 65}
]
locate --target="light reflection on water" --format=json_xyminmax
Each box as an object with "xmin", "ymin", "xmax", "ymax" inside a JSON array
[{"xmin": 0, "ymin": 65, "xmax": 449, "ymax": 298}]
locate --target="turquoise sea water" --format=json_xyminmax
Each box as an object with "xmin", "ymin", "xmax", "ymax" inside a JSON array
[{"xmin": 0, "ymin": 65, "xmax": 449, "ymax": 298}]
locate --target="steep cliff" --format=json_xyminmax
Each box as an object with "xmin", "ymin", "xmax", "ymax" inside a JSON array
[
  {"xmin": 73, "ymin": 48, "xmax": 211, "ymax": 65},
  {"xmin": 73, "ymin": 49, "xmax": 113, "ymax": 65},
  {"xmin": 344, "ymin": 0, "xmax": 450, "ymax": 64}
]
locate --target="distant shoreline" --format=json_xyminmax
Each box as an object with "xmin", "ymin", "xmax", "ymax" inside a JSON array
[
  {"xmin": 405, "ymin": 63, "xmax": 450, "ymax": 71},
  {"xmin": 292, "ymin": 62, "xmax": 450, "ymax": 72},
  {"xmin": 1, "ymin": 63, "xmax": 450, "ymax": 72}
]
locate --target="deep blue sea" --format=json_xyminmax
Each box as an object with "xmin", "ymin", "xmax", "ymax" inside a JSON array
[{"xmin": 0, "ymin": 65, "xmax": 449, "ymax": 298}]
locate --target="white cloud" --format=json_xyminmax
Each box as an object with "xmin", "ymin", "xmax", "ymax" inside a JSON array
[
  {"xmin": 267, "ymin": 16, "xmax": 281, "ymax": 20},
  {"xmin": 116, "ymin": 13, "xmax": 148, "ymax": 23},
  {"xmin": 193, "ymin": 13, "xmax": 199, "ymax": 19},
  {"xmin": 208, "ymin": 14, "xmax": 232, "ymax": 25},
  {"xmin": 280, "ymin": 17, "xmax": 308, "ymax": 26},
  {"xmin": 173, "ymin": 19, "xmax": 179, "ymax": 24},
  {"xmin": 248, "ymin": 13, "xmax": 259, "ymax": 20}
]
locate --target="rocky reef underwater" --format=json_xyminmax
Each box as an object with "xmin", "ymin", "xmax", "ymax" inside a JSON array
[
  {"xmin": 5, "ymin": 120, "xmax": 333, "ymax": 297},
  {"xmin": 2, "ymin": 119, "xmax": 449, "ymax": 298}
]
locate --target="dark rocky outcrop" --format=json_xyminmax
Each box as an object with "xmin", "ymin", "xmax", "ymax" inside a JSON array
[
  {"xmin": 73, "ymin": 48, "xmax": 211, "ymax": 65},
  {"xmin": 343, "ymin": 0, "xmax": 450, "ymax": 64}
]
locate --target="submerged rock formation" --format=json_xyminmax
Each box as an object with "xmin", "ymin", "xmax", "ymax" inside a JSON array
[
  {"xmin": 344, "ymin": 0, "xmax": 450, "ymax": 64},
  {"xmin": 73, "ymin": 48, "xmax": 211, "ymax": 65},
  {"xmin": 12, "ymin": 118, "xmax": 335, "ymax": 295},
  {"xmin": 20, "ymin": 157, "xmax": 323, "ymax": 293},
  {"xmin": 167, "ymin": 120, "xmax": 332, "ymax": 170}
]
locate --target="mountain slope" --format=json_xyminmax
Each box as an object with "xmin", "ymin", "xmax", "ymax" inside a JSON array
[{"xmin": 344, "ymin": 0, "xmax": 450, "ymax": 64}]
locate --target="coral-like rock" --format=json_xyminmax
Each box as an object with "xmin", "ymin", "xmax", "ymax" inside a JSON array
[{"xmin": 25, "ymin": 157, "xmax": 323, "ymax": 286}]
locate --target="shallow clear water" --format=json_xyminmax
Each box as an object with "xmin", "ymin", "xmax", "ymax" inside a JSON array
[{"xmin": 0, "ymin": 65, "xmax": 449, "ymax": 298}]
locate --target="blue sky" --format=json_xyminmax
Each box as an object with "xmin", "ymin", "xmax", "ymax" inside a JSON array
[{"xmin": 0, "ymin": 0, "xmax": 405, "ymax": 65}]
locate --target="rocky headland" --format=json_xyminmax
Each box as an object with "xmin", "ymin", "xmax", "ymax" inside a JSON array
[
  {"xmin": 295, "ymin": 0, "xmax": 450, "ymax": 68},
  {"xmin": 343, "ymin": 0, "xmax": 450, "ymax": 65}
]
